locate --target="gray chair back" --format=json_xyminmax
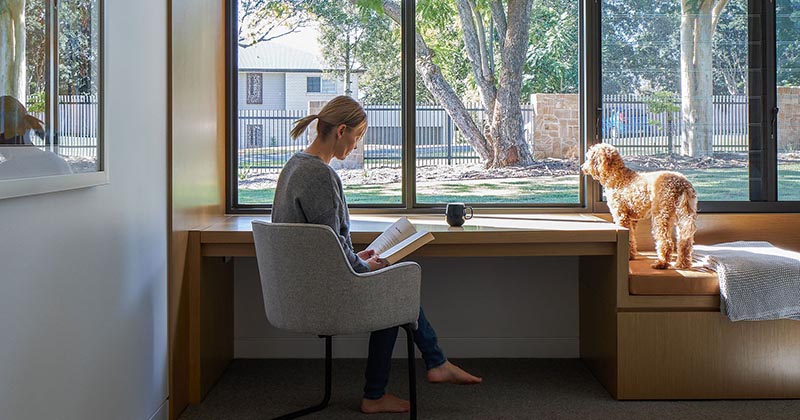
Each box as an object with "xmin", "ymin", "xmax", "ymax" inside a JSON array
[{"xmin": 252, "ymin": 221, "xmax": 421, "ymax": 336}]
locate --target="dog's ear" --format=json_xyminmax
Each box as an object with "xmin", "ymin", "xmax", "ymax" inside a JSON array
[{"xmin": 600, "ymin": 144, "xmax": 623, "ymax": 172}]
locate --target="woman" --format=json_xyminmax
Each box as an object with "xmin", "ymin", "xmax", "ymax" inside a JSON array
[{"xmin": 272, "ymin": 95, "xmax": 481, "ymax": 414}]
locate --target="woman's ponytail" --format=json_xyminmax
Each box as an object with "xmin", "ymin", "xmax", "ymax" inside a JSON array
[{"xmin": 290, "ymin": 114, "xmax": 319, "ymax": 140}]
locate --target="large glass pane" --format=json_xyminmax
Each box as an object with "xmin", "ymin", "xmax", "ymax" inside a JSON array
[
  {"xmin": 57, "ymin": 0, "xmax": 101, "ymax": 173},
  {"xmin": 414, "ymin": 0, "xmax": 581, "ymax": 205},
  {"xmin": 777, "ymin": 0, "xmax": 800, "ymax": 201},
  {"xmin": 235, "ymin": 0, "xmax": 402, "ymax": 206},
  {"xmin": 601, "ymin": 0, "xmax": 749, "ymax": 202}
]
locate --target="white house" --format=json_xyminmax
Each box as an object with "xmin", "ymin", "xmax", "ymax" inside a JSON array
[
  {"xmin": 237, "ymin": 42, "xmax": 360, "ymax": 111},
  {"xmin": 236, "ymin": 42, "xmax": 362, "ymax": 149}
]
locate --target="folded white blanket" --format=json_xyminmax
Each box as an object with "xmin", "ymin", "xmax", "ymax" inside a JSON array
[{"xmin": 693, "ymin": 241, "xmax": 800, "ymax": 321}]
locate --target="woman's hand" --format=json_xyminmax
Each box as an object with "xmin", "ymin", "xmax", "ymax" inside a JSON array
[
  {"xmin": 357, "ymin": 249, "xmax": 376, "ymax": 260},
  {"xmin": 366, "ymin": 255, "xmax": 389, "ymax": 271}
]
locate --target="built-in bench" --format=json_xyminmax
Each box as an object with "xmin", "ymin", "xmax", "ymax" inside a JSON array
[
  {"xmin": 629, "ymin": 254, "xmax": 718, "ymax": 296},
  {"xmin": 613, "ymin": 214, "xmax": 800, "ymax": 400}
]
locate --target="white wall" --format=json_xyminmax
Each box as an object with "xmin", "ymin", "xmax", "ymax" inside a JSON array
[
  {"xmin": 0, "ymin": 1, "xmax": 168, "ymax": 419},
  {"xmin": 285, "ymin": 73, "xmax": 360, "ymax": 110},
  {"xmin": 237, "ymin": 72, "xmax": 285, "ymax": 110},
  {"xmin": 235, "ymin": 256, "xmax": 579, "ymax": 358}
]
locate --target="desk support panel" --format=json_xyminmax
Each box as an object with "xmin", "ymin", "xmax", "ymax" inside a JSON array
[{"xmin": 189, "ymin": 236, "xmax": 234, "ymax": 402}]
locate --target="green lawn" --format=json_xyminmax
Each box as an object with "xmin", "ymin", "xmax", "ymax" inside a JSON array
[{"xmin": 238, "ymin": 163, "xmax": 800, "ymax": 205}]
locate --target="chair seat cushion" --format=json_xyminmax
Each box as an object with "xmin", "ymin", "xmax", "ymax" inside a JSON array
[{"xmin": 629, "ymin": 253, "xmax": 719, "ymax": 296}]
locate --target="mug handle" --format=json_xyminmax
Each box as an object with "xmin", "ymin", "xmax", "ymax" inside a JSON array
[{"xmin": 465, "ymin": 206, "xmax": 473, "ymax": 220}]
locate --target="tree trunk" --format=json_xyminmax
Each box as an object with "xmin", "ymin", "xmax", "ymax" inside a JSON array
[
  {"xmin": 380, "ymin": 0, "xmax": 492, "ymax": 161},
  {"xmin": 0, "ymin": 0, "xmax": 27, "ymax": 100},
  {"xmin": 680, "ymin": 0, "xmax": 727, "ymax": 157},
  {"xmin": 345, "ymin": 33, "xmax": 352, "ymax": 96},
  {"xmin": 380, "ymin": 0, "xmax": 535, "ymax": 166},
  {"xmin": 488, "ymin": 0, "xmax": 534, "ymax": 167}
]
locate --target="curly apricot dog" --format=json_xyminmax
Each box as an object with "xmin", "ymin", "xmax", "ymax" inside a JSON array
[{"xmin": 582, "ymin": 144, "xmax": 698, "ymax": 269}]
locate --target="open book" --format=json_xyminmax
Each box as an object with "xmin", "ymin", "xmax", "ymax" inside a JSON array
[{"xmin": 366, "ymin": 217, "xmax": 435, "ymax": 265}]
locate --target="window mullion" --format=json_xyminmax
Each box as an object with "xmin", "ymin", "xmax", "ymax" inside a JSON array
[
  {"xmin": 585, "ymin": 0, "xmax": 602, "ymax": 211},
  {"xmin": 401, "ymin": 0, "xmax": 416, "ymax": 210},
  {"xmin": 45, "ymin": 0, "xmax": 57, "ymax": 153},
  {"xmin": 765, "ymin": 0, "xmax": 778, "ymax": 201},
  {"xmin": 749, "ymin": 0, "xmax": 777, "ymax": 201}
]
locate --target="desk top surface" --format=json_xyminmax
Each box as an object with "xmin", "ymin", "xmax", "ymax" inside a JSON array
[{"xmin": 198, "ymin": 214, "xmax": 622, "ymax": 245}]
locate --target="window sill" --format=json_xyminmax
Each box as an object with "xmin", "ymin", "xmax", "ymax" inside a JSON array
[{"xmin": 0, "ymin": 171, "xmax": 109, "ymax": 200}]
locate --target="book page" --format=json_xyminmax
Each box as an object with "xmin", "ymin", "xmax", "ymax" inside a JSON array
[
  {"xmin": 366, "ymin": 217, "xmax": 417, "ymax": 255},
  {"xmin": 380, "ymin": 231, "xmax": 435, "ymax": 264}
]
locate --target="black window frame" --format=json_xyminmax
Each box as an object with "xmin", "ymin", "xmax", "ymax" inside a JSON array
[
  {"xmin": 589, "ymin": 0, "xmax": 799, "ymax": 213},
  {"xmin": 226, "ymin": 0, "xmax": 799, "ymax": 214}
]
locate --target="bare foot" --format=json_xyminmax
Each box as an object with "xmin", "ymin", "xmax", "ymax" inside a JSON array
[
  {"xmin": 426, "ymin": 361, "xmax": 482, "ymax": 385},
  {"xmin": 360, "ymin": 394, "xmax": 410, "ymax": 414}
]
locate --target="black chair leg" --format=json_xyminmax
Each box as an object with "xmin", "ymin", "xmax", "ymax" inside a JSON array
[
  {"xmin": 272, "ymin": 336, "xmax": 332, "ymax": 420},
  {"xmin": 402, "ymin": 323, "xmax": 417, "ymax": 420}
]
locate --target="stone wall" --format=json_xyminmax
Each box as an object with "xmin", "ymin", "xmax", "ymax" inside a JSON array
[
  {"xmin": 530, "ymin": 94, "xmax": 580, "ymax": 159},
  {"xmin": 778, "ymin": 86, "xmax": 800, "ymax": 152}
]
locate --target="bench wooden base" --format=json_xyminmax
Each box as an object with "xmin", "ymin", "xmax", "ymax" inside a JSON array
[
  {"xmin": 617, "ymin": 311, "xmax": 800, "ymax": 399},
  {"xmin": 608, "ymin": 213, "xmax": 800, "ymax": 400}
]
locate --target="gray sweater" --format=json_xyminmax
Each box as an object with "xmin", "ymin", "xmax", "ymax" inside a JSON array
[{"xmin": 271, "ymin": 152, "xmax": 370, "ymax": 273}]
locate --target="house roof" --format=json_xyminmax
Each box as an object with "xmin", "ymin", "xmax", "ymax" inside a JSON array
[{"xmin": 238, "ymin": 42, "xmax": 332, "ymax": 72}]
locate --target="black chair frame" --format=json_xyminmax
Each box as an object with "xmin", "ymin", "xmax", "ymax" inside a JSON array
[{"xmin": 272, "ymin": 323, "xmax": 417, "ymax": 420}]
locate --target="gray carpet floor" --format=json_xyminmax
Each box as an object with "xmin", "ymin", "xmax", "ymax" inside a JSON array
[{"xmin": 178, "ymin": 359, "xmax": 800, "ymax": 420}]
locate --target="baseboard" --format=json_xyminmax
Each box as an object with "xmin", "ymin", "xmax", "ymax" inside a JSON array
[
  {"xmin": 234, "ymin": 337, "xmax": 578, "ymax": 358},
  {"xmin": 148, "ymin": 399, "xmax": 168, "ymax": 420}
]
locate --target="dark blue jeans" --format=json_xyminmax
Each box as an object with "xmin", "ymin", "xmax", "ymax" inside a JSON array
[{"xmin": 363, "ymin": 306, "xmax": 446, "ymax": 400}]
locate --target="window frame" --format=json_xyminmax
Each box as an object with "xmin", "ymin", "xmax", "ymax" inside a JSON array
[
  {"xmin": 306, "ymin": 76, "xmax": 321, "ymax": 93},
  {"xmin": 588, "ymin": 0, "xmax": 800, "ymax": 213},
  {"xmin": 0, "ymin": 0, "xmax": 107, "ymax": 200},
  {"xmin": 226, "ymin": 0, "xmax": 799, "ymax": 214}
]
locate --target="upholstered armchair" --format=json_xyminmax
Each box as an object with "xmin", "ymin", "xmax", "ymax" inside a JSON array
[{"xmin": 252, "ymin": 221, "xmax": 421, "ymax": 419}]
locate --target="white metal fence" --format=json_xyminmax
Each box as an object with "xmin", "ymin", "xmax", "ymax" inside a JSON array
[
  {"xmin": 26, "ymin": 95, "xmax": 98, "ymax": 157},
  {"xmin": 22, "ymin": 95, "xmax": 749, "ymax": 165}
]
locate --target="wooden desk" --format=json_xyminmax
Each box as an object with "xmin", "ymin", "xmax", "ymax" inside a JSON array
[{"xmin": 183, "ymin": 214, "xmax": 629, "ymax": 403}]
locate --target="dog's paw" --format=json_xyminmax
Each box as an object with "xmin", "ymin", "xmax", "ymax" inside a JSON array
[
  {"xmin": 651, "ymin": 260, "xmax": 670, "ymax": 270},
  {"xmin": 674, "ymin": 259, "xmax": 691, "ymax": 269}
]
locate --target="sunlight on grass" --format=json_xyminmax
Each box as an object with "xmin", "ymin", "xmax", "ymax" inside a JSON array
[{"xmin": 238, "ymin": 163, "xmax": 800, "ymax": 205}]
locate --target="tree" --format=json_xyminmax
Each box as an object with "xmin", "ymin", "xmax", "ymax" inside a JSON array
[
  {"xmin": 3, "ymin": 0, "xmax": 97, "ymax": 101},
  {"xmin": 59, "ymin": 0, "xmax": 99, "ymax": 95},
  {"xmin": 645, "ymin": 90, "xmax": 681, "ymax": 153},
  {"xmin": 1, "ymin": 0, "xmax": 27, "ymax": 99},
  {"xmin": 366, "ymin": 0, "xmax": 535, "ymax": 167},
  {"xmin": 712, "ymin": 0, "xmax": 746, "ymax": 95},
  {"xmin": 523, "ymin": 0, "xmax": 578, "ymax": 96},
  {"xmin": 601, "ymin": 0, "xmax": 681, "ymax": 95},
  {"xmin": 777, "ymin": 0, "xmax": 800, "ymax": 87},
  {"xmin": 315, "ymin": 0, "xmax": 399, "ymax": 98},
  {"xmin": 25, "ymin": 0, "xmax": 46, "ymax": 97},
  {"xmin": 238, "ymin": 0, "xmax": 315, "ymax": 48},
  {"xmin": 680, "ymin": 0, "xmax": 729, "ymax": 157}
]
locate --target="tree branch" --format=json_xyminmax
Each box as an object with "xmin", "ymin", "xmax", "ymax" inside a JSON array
[
  {"xmin": 456, "ymin": 0, "xmax": 497, "ymax": 112},
  {"xmin": 467, "ymin": 0, "xmax": 492, "ymax": 81},
  {"xmin": 711, "ymin": 0, "xmax": 729, "ymax": 33},
  {"xmin": 489, "ymin": 0, "xmax": 506, "ymax": 53},
  {"xmin": 377, "ymin": 0, "xmax": 493, "ymax": 161}
]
